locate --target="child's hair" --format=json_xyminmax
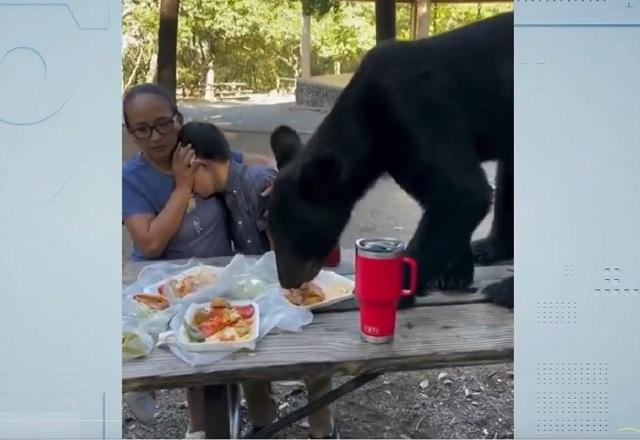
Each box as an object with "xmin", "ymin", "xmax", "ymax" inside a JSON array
[
  {"xmin": 122, "ymin": 83, "xmax": 181, "ymax": 128},
  {"xmin": 179, "ymin": 122, "xmax": 231, "ymax": 161}
]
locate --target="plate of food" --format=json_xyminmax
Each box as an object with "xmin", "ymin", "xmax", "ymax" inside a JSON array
[
  {"xmin": 178, "ymin": 297, "xmax": 260, "ymax": 352},
  {"xmin": 143, "ymin": 265, "xmax": 223, "ymax": 299},
  {"xmin": 283, "ymin": 270, "xmax": 354, "ymax": 310}
]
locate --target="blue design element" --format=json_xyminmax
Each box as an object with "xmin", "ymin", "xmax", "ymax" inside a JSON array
[
  {"xmin": 1, "ymin": 46, "xmax": 47, "ymax": 78},
  {"xmin": 0, "ymin": 1, "xmax": 110, "ymax": 30},
  {"xmin": 0, "ymin": 81, "xmax": 76, "ymax": 126},
  {"xmin": 51, "ymin": 170, "xmax": 73, "ymax": 199},
  {"xmin": 0, "ymin": 44, "xmax": 77, "ymax": 126}
]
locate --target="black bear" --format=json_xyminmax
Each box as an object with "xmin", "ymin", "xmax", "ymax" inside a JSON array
[{"xmin": 267, "ymin": 12, "xmax": 514, "ymax": 308}]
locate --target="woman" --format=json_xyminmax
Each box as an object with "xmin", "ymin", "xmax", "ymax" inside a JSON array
[
  {"xmin": 122, "ymin": 83, "xmax": 275, "ymax": 438},
  {"xmin": 122, "ymin": 82, "xmax": 274, "ymax": 260}
]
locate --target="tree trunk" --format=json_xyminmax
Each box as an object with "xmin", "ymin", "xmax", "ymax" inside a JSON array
[
  {"xmin": 157, "ymin": 0, "xmax": 180, "ymax": 97},
  {"xmin": 147, "ymin": 53, "xmax": 158, "ymax": 83},
  {"xmin": 415, "ymin": 0, "xmax": 430, "ymax": 39},
  {"xmin": 124, "ymin": 47, "xmax": 146, "ymax": 91},
  {"xmin": 300, "ymin": 14, "xmax": 312, "ymax": 79},
  {"xmin": 375, "ymin": 0, "xmax": 396, "ymax": 44}
]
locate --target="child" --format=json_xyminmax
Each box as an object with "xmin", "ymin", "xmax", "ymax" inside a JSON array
[
  {"xmin": 180, "ymin": 121, "xmax": 274, "ymax": 254},
  {"xmin": 180, "ymin": 122, "xmax": 338, "ymax": 439}
]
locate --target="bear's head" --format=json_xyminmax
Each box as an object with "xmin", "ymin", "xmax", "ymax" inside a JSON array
[{"xmin": 267, "ymin": 125, "xmax": 351, "ymax": 288}]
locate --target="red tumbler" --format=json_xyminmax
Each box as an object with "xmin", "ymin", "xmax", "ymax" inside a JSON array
[{"xmin": 354, "ymin": 238, "xmax": 417, "ymax": 343}]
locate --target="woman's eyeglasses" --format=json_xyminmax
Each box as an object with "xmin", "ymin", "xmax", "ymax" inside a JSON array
[{"xmin": 129, "ymin": 115, "xmax": 176, "ymax": 140}]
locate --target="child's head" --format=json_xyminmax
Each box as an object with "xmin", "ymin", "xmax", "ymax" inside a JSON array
[{"xmin": 179, "ymin": 122, "xmax": 231, "ymax": 198}]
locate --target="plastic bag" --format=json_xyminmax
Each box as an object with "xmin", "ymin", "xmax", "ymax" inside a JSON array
[
  {"xmin": 214, "ymin": 252, "xmax": 281, "ymax": 299},
  {"xmin": 157, "ymin": 288, "xmax": 313, "ymax": 367},
  {"xmin": 122, "ymin": 318, "xmax": 155, "ymax": 361},
  {"xmin": 124, "ymin": 252, "xmax": 314, "ymax": 367},
  {"xmin": 123, "ymin": 259, "xmax": 229, "ymax": 334}
]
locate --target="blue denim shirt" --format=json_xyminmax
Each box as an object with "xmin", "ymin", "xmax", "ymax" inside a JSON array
[{"xmin": 223, "ymin": 161, "xmax": 277, "ymax": 255}]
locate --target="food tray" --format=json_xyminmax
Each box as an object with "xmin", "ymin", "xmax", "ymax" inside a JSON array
[
  {"xmin": 288, "ymin": 270, "xmax": 355, "ymax": 311},
  {"xmin": 177, "ymin": 300, "xmax": 260, "ymax": 352}
]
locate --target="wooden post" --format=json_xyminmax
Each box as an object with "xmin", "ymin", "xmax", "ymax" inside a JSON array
[
  {"xmin": 204, "ymin": 67, "xmax": 215, "ymax": 101},
  {"xmin": 157, "ymin": 0, "xmax": 180, "ymax": 97},
  {"xmin": 301, "ymin": 14, "xmax": 312, "ymax": 79},
  {"xmin": 415, "ymin": 0, "xmax": 430, "ymax": 39},
  {"xmin": 410, "ymin": 1, "xmax": 417, "ymax": 40},
  {"xmin": 202, "ymin": 384, "xmax": 241, "ymax": 439},
  {"xmin": 375, "ymin": 0, "xmax": 396, "ymax": 44}
]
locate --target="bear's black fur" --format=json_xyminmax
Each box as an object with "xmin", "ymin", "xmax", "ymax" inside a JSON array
[{"xmin": 267, "ymin": 12, "xmax": 514, "ymax": 308}]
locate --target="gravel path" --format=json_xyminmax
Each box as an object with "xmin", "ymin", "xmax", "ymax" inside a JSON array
[{"xmin": 123, "ymin": 364, "xmax": 513, "ymax": 439}]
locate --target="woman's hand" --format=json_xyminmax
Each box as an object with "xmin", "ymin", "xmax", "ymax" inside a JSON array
[{"xmin": 172, "ymin": 142, "xmax": 196, "ymax": 191}]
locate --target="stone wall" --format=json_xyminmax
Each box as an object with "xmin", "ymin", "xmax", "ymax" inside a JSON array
[{"xmin": 295, "ymin": 79, "xmax": 344, "ymax": 110}]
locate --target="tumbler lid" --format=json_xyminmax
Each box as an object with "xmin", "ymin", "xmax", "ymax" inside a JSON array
[{"xmin": 355, "ymin": 238, "xmax": 404, "ymax": 259}]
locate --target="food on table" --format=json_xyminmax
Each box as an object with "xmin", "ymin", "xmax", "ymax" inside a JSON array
[
  {"xmin": 184, "ymin": 299, "xmax": 256, "ymax": 343},
  {"xmin": 122, "ymin": 331, "xmax": 151, "ymax": 359},
  {"xmin": 211, "ymin": 297, "xmax": 231, "ymax": 309},
  {"xmin": 165, "ymin": 269, "xmax": 217, "ymax": 298},
  {"xmin": 184, "ymin": 322, "xmax": 205, "ymax": 343},
  {"xmin": 133, "ymin": 293, "xmax": 170, "ymax": 311},
  {"xmin": 284, "ymin": 281, "xmax": 326, "ymax": 306}
]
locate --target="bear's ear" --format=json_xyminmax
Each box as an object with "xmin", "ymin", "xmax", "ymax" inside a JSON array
[
  {"xmin": 298, "ymin": 153, "xmax": 343, "ymax": 200},
  {"xmin": 270, "ymin": 125, "xmax": 303, "ymax": 170}
]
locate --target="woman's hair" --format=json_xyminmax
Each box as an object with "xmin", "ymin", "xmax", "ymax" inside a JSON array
[
  {"xmin": 122, "ymin": 83, "xmax": 182, "ymax": 127},
  {"xmin": 179, "ymin": 122, "xmax": 231, "ymax": 161}
]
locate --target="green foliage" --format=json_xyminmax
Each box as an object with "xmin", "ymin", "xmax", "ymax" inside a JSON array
[
  {"xmin": 122, "ymin": 0, "xmax": 160, "ymax": 89},
  {"xmin": 300, "ymin": 0, "xmax": 341, "ymax": 17},
  {"xmin": 430, "ymin": 2, "xmax": 512, "ymax": 34},
  {"xmin": 122, "ymin": 0, "xmax": 512, "ymax": 95}
]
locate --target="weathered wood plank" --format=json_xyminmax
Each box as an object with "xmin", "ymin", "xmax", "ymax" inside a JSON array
[{"xmin": 123, "ymin": 302, "xmax": 513, "ymax": 391}]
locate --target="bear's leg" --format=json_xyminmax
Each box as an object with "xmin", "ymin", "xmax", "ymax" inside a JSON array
[
  {"xmin": 405, "ymin": 165, "xmax": 492, "ymax": 297},
  {"xmin": 472, "ymin": 159, "xmax": 514, "ymax": 264}
]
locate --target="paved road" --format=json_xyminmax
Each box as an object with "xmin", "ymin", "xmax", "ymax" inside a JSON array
[
  {"xmin": 122, "ymin": 98, "xmax": 496, "ymax": 258},
  {"xmin": 180, "ymin": 96, "xmax": 325, "ymax": 135}
]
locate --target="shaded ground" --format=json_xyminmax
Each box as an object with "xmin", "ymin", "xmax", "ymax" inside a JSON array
[
  {"xmin": 122, "ymin": 98, "xmax": 511, "ymax": 439},
  {"xmin": 123, "ymin": 365, "xmax": 513, "ymax": 439}
]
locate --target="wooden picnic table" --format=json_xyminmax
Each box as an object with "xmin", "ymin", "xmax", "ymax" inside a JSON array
[
  {"xmin": 206, "ymin": 82, "xmax": 253, "ymax": 101},
  {"xmin": 122, "ymin": 249, "xmax": 513, "ymax": 439}
]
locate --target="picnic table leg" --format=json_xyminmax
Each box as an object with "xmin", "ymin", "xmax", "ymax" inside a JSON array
[
  {"xmin": 246, "ymin": 373, "xmax": 381, "ymax": 439},
  {"xmin": 203, "ymin": 383, "xmax": 242, "ymax": 439},
  {"xmin": 227, "ymin": 383, "xmax": 242, "ymax": 438}
]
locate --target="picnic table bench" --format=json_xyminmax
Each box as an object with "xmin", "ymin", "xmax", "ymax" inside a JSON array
[
  {"xmin": 123, "ymin": 249, "xmax": 513, "ymax": 439},
  {"xmin": 206, "ymin": 82, "xmax": 253, "ymax": 101}
]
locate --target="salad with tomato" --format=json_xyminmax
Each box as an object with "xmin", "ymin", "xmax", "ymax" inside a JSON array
[{"xmin": 183, "ymin": 297, "xmax": 257, "ymax": 343}]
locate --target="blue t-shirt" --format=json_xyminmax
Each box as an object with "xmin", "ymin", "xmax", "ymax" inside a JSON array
[{"xmin": 122, "ymin": 150, "xmax": 244, "ymax": 261}]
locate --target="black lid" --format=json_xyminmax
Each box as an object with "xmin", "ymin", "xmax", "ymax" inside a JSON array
[{"xmin": 355, "ymin": 238, "xmax": 404, "ymax": 258}]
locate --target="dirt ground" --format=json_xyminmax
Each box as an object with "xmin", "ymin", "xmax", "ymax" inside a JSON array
[
  {"xmin": 122, "ymin": 100, "xmax": 512, "ymax": 439},
  {"xmin": 123, "ymin": 364, "xmax": 513, "ymax": 439}
]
